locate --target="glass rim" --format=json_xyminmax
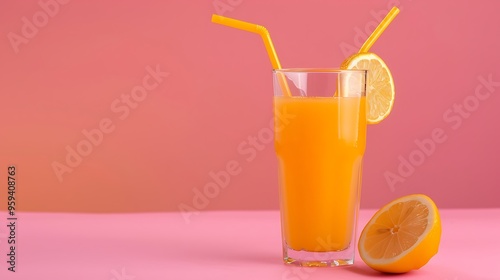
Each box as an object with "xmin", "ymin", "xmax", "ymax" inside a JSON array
[{"xmin": 273, "ymin": 68, "xmax": 367, "ymax": 74}]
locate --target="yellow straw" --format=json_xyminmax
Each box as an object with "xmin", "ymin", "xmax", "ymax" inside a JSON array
[
  {"xmin": 359, "ymin": 7, "xmax": 400, "ymax": 53},
  {"xmin": 212, "ymin": 15, "xmax": 282, "ymax": 69},
  {"xmin": 211, "ymin": 15, "xmax": 291, "ymax": 96}
]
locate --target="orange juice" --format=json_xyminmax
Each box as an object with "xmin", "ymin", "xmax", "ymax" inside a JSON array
[{"xmin": 274, "ymin": 96, "xmax": 366, "ymax": 252}]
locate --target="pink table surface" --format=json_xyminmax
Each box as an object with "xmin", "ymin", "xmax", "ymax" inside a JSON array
[{"xmin": 0, "ymin": 209, "xmax": 499, "ymax": 280}]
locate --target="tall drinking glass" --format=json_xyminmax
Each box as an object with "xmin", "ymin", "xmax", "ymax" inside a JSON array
[{"xmin": 273, "ymin": 69, "xmax": 367, "ymax": 266}]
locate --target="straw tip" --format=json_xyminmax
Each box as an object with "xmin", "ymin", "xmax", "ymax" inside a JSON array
[
  {"xmin": 390, "ymin": 6, "xmax": 400, "ymax": 14},
  {"xmin": 211, "ymin": 14, "xmax": 222, "ymax": 23}
]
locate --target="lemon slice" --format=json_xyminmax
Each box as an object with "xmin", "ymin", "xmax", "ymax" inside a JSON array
[
  {"xmin": 341, "ymin": 52, "xmax": 395, "ymax": 124},
  {"xmin": 358, "ymin": 194, "xmax": 442, "ymax": 273}
]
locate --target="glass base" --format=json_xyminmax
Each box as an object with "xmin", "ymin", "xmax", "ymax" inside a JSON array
[{"xmin": 283, "ymin": 245, "xmax": 354, "ymax": 267}]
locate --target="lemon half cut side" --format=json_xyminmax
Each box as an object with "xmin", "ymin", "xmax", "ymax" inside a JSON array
[{"xmin": 358, "ymin": 194, "xmax": 442, "ymax": 273}]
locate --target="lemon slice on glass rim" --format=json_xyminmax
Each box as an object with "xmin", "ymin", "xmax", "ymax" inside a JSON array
[{"xmin": 342, "ymin": 52, "xmax": 395, "ymax": 124}]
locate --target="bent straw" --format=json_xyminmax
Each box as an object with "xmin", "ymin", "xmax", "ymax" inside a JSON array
[
  {"xmin": 211, "ymin": 15, "xmax": 291, "ymax": 97},
  {"xmin": 359, "ymin": 7, "xmax": 400, "ymax": 53}
]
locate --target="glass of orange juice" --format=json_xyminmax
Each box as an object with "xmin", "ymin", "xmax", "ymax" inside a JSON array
[{"xmin": 273, "ymin": 69, "xmax": 367, "ymax": 266}]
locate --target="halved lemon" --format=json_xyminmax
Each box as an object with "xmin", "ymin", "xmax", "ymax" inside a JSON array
[
  {"xmin": 341, "ymin": 52, "xmax": 395, "ymax": 124},
  {"xmin": 358, "ymin": 194, "xmax": 442, "ymax": 273}
]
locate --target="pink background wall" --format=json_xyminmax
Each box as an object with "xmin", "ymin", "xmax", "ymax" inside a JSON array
[{"xmin": 0, "ymin": 0, "xmax": 499, "ymax": 213}]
